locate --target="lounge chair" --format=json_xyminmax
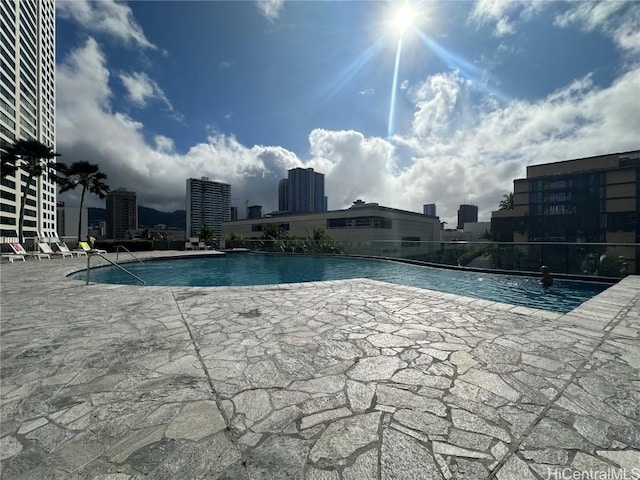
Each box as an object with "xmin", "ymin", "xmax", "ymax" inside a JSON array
[
  {"xmin": 1, "ymin": 253, "xmax": 26, "ymax": 263},
  {"xmin": 185, "ymin": 237, "xmax": 204, "ymax": 250},
  {"xmin": 56, "ymin": 242, "xmax": 87, "ymax": 257},
  {"xmin": 8, "ymin": 242, "xmax": 50, "ymax": 260},
  {"xmin": 78, "ymin": 241, "xmax": 107, "ymax": 254},
  {"xmin": 38, "ymin": 242, "xmax": 72, "ymax": 258}
]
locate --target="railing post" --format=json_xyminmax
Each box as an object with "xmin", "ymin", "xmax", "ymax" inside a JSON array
[{"xmin": 86, "ymin": 253, "xmax": 90, "ymax": 285}]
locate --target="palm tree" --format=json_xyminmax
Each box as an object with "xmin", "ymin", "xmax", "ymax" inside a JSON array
[
  {"xmin": 1, "ymin": 140, "xmax": 61, "ymax": 241},
  {"xmin": 499, "ymin": 192, "xmax": 514, "ymax": 210},
  {"xmin": 199, "ymin": 224, "xmax": 215, "ymax": 247},
  {"xmin": 58, "ymin": 161, "xmax": 110, "ymax": 244}
]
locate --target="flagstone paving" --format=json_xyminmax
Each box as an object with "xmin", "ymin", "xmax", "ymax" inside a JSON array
[{"xmin": 1, "ymin": 252, "xmax": 638, "ymax": 479}]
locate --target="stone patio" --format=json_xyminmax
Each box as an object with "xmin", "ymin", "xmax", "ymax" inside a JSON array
[{"xmin": 1, "ymin": 251, "xmax": 639, "ymax": 479}]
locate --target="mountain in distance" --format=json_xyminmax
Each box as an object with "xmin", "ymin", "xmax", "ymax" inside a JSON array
[{"xmin": 88, "ymin": 206, "xmax": 186, "ymax": 229}]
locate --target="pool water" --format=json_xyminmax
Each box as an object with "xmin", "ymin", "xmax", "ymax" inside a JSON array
[{"xmin": 71, "ymin": 254, "xmax": 610, "ymax": 313}]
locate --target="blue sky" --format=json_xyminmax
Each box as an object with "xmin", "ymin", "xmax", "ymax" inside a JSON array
[{"xmin": 55, "ymin": 0, "xmax": 640, "ymax": 225}]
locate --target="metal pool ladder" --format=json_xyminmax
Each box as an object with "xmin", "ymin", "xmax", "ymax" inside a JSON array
[{"xmin": 85, "ymin": 252, "xmax": 146, "ymax": 285}]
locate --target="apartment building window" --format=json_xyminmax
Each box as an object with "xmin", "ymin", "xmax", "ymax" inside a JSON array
[
  {"xmin": 0, "ymin": 83, "xmax": 15, "ymax": 105},
  {"xmin": 0, "ymin": 190, "xmax": 16, "ymax": 201},
  {"xmin": 0, "ymin": 124, "xmax": 16, "ymax": 141},
  {"xmin": 1, "ymin": 177, "xmax": 15, "ymax": 188},
  {"xmin": 0, "ymin": 111, "xmax": 15, "ymax": 129},
  {"xmin": 0, "ymin": 203, "xmax": 16, "ymax": 213},
  {"xmin": 608, "ymin": 212, "xmax": 637, "ymax": 232},
  {"xmin": 0, "ymin": 47, "xmax": 15, "ymax": 70},
  {"xmin": 0, "ymin": 97, "xmax": 15, "ymax": 117}
]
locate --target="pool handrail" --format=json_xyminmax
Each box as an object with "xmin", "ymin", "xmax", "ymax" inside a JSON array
[
  {"xmin": 86, "ymin": 253, "xmax": 146, "ymax": 285},
  {"xmin": 116, "ymin": 244, "xmax": 144, "ymax": 264}
]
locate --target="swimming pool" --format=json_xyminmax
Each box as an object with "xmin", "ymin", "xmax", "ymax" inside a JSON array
[{"xmin": 70, "ymin": 254, "xmax": 610, "ymax": 313}]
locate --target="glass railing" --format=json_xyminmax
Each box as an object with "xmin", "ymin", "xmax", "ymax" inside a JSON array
[{"xmin": 229, "ymin": 239, "xmax": 638, "ymax": 279}]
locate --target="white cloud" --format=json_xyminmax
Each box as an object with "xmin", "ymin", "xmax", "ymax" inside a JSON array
[
  {"xmin": 494, "ymin": 17, "xmax": 514, "ymax": 37},
  {"xmin": 154, "ymin": 135, "xmax": 175, "ymax": 154},
  {"xmin": 468, "ymin": 0, "xmax": 545, "ymax": 37},
  {"xmin": 392, "ymin": 67, "xmax": 640, "ymax": 224},
  {"xmin": 57, "ymin": 37, "xmax": 640, "ymax": 227},
  {"xmin": 256, "ymin": 0, "xmax": 284, "ymax": 22},
  {"xmin": 57, "ymin": 0, "xmax": 157, "ymax": 50},
  {"xmin": 555, "ymin": 1, "xmax": 640, "ymax": 53},
  {"xmin": 119, "ymin": 72, "xmax": 170, "ymax": 109},
  {"xmin": 309, "ymin": 130, "xmax": 398, "ymax": 208},
  {"xmin": 56, "ymin": 38, "xmax": 301, "ymax": 213}
]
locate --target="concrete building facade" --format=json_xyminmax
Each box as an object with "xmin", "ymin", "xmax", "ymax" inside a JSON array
[
  {"xmin": 106, "ymin": 187, "xmax": 137, "ymax": 240},
  {"xmin": 186, "ymin": 177, "xmax": 231, "ymax": 240},
  {"xmin": 0, "ymin": 0, "xmax": 56, "ymax": 240},
  {"xmin": 223, "ymin": 202, "xmax": 441, "ymax": 256},
  {"xmin": 491, "ymin": 150, "xmax": 640, "ymax": 273}
]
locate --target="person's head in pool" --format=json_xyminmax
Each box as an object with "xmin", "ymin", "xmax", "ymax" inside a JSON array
[{"xmin": 540, "ymin": 265, "xmax": 553, "ymax": 287}]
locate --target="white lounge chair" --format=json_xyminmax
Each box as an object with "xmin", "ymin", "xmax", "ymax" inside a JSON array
[
  {"xmin": 8, "ymin": 242, "xmax": 50, "ymax": 260},
  {"xmin": 38, "ymin": 242, "xmax": 72, "ymax": 258},
  {"xmin": 1, "ymin": 253, "xmax": 25, "ymax": 263},
  {"xmin": 56, "ymin": 242, "xmax": 87, "ymax": 257},
  {"xmin": 185, "ymin": 237, "xmax": 204, "ymax": 250}
]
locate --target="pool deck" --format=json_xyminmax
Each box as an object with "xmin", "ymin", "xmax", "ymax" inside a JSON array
[{"xmin": 1, "ymin": 251, "xmax": 639, "ymax": 479}]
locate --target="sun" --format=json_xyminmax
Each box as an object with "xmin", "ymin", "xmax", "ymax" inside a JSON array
[{"xmin": 391, "ymin": 3, "xmax": 417, "ymax": 36}]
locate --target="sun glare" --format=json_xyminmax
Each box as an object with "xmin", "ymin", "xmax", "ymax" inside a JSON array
[{"xmin": 391, "ymin": 4, "xmax": 417, "ymax": 35}]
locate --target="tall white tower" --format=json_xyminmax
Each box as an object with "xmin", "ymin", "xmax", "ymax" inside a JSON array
[
  {"xmin": 186, "ymin": 177, "xmax": 231, "ymax": 241},
  {"xmin": 0, "ymin": 0, "xmax": 57, "ymax": 240}
]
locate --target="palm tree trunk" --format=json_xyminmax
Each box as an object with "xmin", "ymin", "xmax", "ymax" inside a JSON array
[
  {"xmin": 18, "ymin": 175, "xmax": 35, "ymax": 243},
  {"xmin": 77, "ymin": 187, "xmax": 87, "ymax": 245}
]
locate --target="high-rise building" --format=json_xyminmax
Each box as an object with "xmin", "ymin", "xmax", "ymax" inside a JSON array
[
  {"xmin": 106, "ymin": 188, "xmax": 137, "ymax": 239},
  {"xmin": 285, "ymin": 167, "xmax": 327, "ymax": 213},
  {"xmin": 56, "ymin": 201, "xmax": 88, "ymax": 241},
  {"xmin": 278, "ymin": 178, "xmax": 289, "ymax": 212},
  {"xmin": 0, "ymin": 0, "xmax": 56, "ymax": 240},
  {"xmin": 423, "ymin": 204, "xmax": 436, "ymax": 216},
  {"xmin": 230, "ymin": 206, "xmax": 238, "ymax": 222},
  {"xmin": 457, "ymin": 204, "xmax": 478, "ymax": 230},
  {"xmin": 186, "ymin": 177, "xmax": 231, "ymax": 240},
  {"xmin": 247, "ymin": 205, "xmax": 262, "ymax": 219}
]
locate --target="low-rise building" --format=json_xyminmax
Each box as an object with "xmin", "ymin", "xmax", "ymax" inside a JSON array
[{"xmin": 223, "ymin": 202, "xmax": 441, "ymax": 256}]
